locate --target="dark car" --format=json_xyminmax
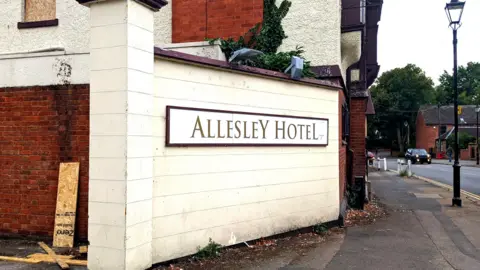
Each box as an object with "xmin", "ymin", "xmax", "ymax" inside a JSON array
[{"xmin": 405, "ymin": 148, "xmax": 432, "ymax": 164}]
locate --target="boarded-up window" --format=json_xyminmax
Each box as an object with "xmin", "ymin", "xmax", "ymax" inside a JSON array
[{"xmin": 24, "ymin": 0, "xmax": 56, "ymax": 22}]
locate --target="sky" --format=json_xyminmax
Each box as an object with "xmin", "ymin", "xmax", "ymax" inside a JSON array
[{"xmin": 378, "ymin": 0, "xmax": 480, "ymax": 84}]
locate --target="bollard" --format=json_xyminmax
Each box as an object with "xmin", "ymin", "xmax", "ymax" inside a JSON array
[
  {"xmin": 397, "ymin": 159, "xmax": 401, "ymax": 172},
  {"xmin": 377, "ymin": 158, "xmax": 381, "ymax": 170},
  {"xmin": 407, "ymin": 160, "xmax": 412, "ymax": 177},
  {"xmin": 383, "ymin": 158, "xmax": 387, "ymax": 171}
]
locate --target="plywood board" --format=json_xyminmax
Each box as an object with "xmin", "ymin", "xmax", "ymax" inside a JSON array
[
  {"xmin": 53, "ymin": 162, "xmax": 80, "ymax": 248},
  {"xmin": 38, "ymin": 242, "xmax": 69, "ymax": 269},
  {"xmin": 25, "ymin": 0, "xmax": 56, "ymax": 22}
]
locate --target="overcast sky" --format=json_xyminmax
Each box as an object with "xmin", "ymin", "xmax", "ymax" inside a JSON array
[{"xmin": 378, "ymin": 0, "xmax": 480, "ymax": 84}]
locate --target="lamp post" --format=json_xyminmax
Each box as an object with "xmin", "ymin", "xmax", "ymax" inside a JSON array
[
  {"xmin": 445, "ymin": 0, "xmax": 466, "ymax": 207},
  {"xmin": 476, "ymin": 107, "xmax": 479, "ymax": 165},
  {"xmin": 445, "ymin": 0, "xmax": 465, "ymax": 207}
]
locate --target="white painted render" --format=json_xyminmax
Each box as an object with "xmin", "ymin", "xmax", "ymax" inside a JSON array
[
  {"xmin": 341, "ymin": 31, "xmax": 362, "ymax": 79},
  {"xmin": 161, "ymin": 41, "xmax": 226, "ymax": 61},
  {"xmin": 279, "ymin": 0, "xmax": 342, "ymax": 67},
  {"xmin": 0, "ymin": 51, "xmax": 89, "ymax": 87},
  {"xmin": 0, "ymin": 0, "xmax": 90, "ymax": 54},
  {"xmin": 0, "ymin": 0, "xmax": 170, "ymax": 54},
  {"xmin": 151, "ymin": 58, "xmax": 340, "ymax": 263},
  {"xmin": 154, "ymin": 0, "xmax": 172, "ymax": 45}
]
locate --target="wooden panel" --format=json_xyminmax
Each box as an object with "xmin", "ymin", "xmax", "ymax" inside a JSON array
[
  {"xmin": 38, "ymin": 242, "xmax": 69, "ymax": 269},
  {"xmin": 53, "ymin": 163, "xmax": 80, "ymax": 248},
  {"xmin": 25, "ymin": 0, "xmax": 56, "ymax": 22}
]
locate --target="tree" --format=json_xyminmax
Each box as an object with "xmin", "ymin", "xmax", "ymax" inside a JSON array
[
  {"xmin": 446, "ymin": 132, "xmax": 475, "ymax": 149},
  {"xmin": 435, "ymin": 62, "xmax": 480, "ymax": 105},
  {"xmin": 368, "ymin": 64, "xmax": 436, "ymax": 153}
]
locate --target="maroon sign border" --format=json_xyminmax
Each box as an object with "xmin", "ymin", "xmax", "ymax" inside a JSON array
[{"xmin": 166, "ymin": 106, "xmax": 329, "ymax": 147}]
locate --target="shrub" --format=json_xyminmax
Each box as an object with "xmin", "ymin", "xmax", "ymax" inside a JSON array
[{"xmin": 195, "ymin": 238, "xmax": 222, "ymax": 259}]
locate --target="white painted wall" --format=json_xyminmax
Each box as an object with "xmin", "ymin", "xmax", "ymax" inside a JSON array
[
  {"xmin": 0, "ymin": 0, "xmax": 171, "ymax": 54},
  {"xmin": 86, "ymin": 0, "xmax": 155, "ymax": 269},
  {"xmin": 279, "ymin": 0, "xmax": 342, "ymax": 67},
  {"xmin": 151, "ymin": 57, "xmax": 340, "ymax": 263},
  {"xmin": 154, "ymin": 0, "xmax": 172, "ymax": 45},
  {"xmin": 0, "ymin": 0, "xmax": 90, "ymax": 54},
  {"xmin": 341, "ymin": 31, "xmax": 362, "ymax": 79},
  {"xmin": 0, "ymin": 51, "xmax": 89, "ymax": 87}
]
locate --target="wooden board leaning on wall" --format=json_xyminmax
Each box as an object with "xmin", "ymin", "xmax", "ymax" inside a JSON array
[{"xmin": 53, "ymin": 162, "xmax": 80, "ymax": 248}]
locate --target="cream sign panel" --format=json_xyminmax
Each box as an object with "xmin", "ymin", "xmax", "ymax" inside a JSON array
[{"xmin": 166, "ymin": 106, "xmax": 329, "ymax": 146}]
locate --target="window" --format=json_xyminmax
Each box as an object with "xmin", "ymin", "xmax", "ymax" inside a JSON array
[{"xmin": 18, "ymin": 0, "xmax": 58, "ymax": 29}]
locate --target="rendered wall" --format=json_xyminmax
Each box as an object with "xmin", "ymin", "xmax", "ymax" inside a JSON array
[
  {"xmin": 0, "ymin": 0, "xmax": 169, "ymax": 54},
  {"xmin": 151, "ymin": 57, "xmax": 340, "ymax": 263},
  {"xmin": 279, "ymin": 0, "xmax": 342, "ymax": 66}
]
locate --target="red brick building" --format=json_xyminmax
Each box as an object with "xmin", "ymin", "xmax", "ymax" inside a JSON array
[
  {"xmin": 416, "ymin": 105, "xmax": 479, "ymax": 155},
  {"xmin": 0, "ymin": 0, "xmax": 383, "ymax": 241}
]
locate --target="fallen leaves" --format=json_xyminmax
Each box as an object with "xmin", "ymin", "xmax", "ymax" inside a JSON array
[{"xmin": 345, "ymin": 197, "xmax": 387, "ymax": 227}]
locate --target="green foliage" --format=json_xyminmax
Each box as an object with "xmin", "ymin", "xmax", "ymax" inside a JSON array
[
  {"xmin": 255, "ymin": 0, "xmax": 292, "ymax": 54},
  {"xmin": 207, "ymin": 0, "xmax": 291, "ymax": 55},
  {"xmin": 313, "ymin": 223, "xmax": 328, "ymax": 234},
  {"xmin": 195, "ymin": 238, "xmax": 222, "ymax": 259},
  {"xmin": 399, "ymin": 170, "xmax": 408, "ymax": 177},
  {"xmin": 368, "ymin": 64, "xmax": 436, "ymax": 152},
  {"xmin": 207, "ymin": 25, "xmax": 260, "ymax": 60},
  {"xmin": 346, "ymin": 183, "xmax": 362, "ymax": 209},
  {"xmin": 446, "ymin": 132, "xmax": 476, "ymax": 149},
  {"xmin": 207, "ymin": 0, "xmax": 316, "ymax": 78},
  {"xmin": 435, "ymin": 62, "xmax": 480, "ymax": 105},
  {"xmin": 252, "ymin": 46, "xmax": 316, "ymax": 77}
]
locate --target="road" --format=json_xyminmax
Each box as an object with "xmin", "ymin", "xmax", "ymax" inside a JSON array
[{"xmin": 386, "ymin": 159, "xmax": 480, "ymax": 195}]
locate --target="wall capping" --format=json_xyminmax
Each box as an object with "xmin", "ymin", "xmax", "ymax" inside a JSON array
[
  {"xmin": 77, "ymin": 0, "xmax": 168, "ymax": 11},
  {"xmin": 17, "ymin": 19, "xmax": 59, "ymax": 29},
  {"xmin": 154, "ymin": 48, "xmax": 343, "ymax": 90}
]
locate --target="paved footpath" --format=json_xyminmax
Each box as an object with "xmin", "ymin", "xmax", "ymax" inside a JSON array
[{"xmin": 325, "ymin": 171, "xmax": 480, "ymax": 270}]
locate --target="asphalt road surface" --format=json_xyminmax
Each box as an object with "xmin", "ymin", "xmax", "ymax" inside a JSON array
[{"xmin": 386, "ymin": 159, "xmax": 480, "ymax": 195}]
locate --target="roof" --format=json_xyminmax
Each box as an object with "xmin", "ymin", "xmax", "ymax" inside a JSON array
[
  {"xmin": 366, "ymin": 91, "xmax": 376, "ymax": 115},
  {"xmin": 420, "ymin": 105, "xmax": 480, "ymax": 126}
]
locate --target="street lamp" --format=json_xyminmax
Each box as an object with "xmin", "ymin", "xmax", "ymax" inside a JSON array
[
  {"xmin": 445, "ymin": 0, "xmax": 466, "ymax": 207},
  {"xmin": 476, "ymin": 107, "xmax": 480, "ymax": 165}
]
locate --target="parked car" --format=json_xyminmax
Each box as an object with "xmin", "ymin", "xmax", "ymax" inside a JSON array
[
  {"xmin": 367, "ymin": 151, "xmax": 375, "ymax": 165},
  {"xmin": 405, "ymin": 148, "xmax": 431, "ymax": 164}
]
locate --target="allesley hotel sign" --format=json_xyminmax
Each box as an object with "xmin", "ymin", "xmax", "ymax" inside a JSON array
[{"xmin": 166, "ymin": 106, "xmax": 329, "ymax": 146}]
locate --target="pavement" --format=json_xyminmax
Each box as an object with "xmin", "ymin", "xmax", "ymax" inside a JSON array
[
  {"xmin": 432, "ymin": 158, "xmax": 480, "ymax": 167},
  {"xmin": 324, "ymin": 171, "xmax": 480, "ymax": 270},
  {"xmin": 247, "ymin": 170, "xmax": 480, "ymax": 269},
  {"xmin": 386, "ymin": 158, "xmax": 480, "ymax": 195}
]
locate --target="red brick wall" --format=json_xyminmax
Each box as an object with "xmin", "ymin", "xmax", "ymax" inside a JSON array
[
  {"xmin": 0, "ymin": 85, "xmax": 89, "ymax": 240},
  {"xmin": 350, "ymin": 98, "xmax": 366, "ymax": 179},
  {"xmin": 339, "ymin": 91, "xmax": 346, "ymax": 201},
  {"xmin": 173, "ymin": 0, "xmax": 263, "ymax": 43},
  {"xmin": 416, "ymin": 112, "xmax": 437, "ymax": 151}
]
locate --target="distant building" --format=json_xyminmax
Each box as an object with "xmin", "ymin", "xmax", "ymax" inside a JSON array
[{"xmin": 416, "ymin": 105, "xmax": 479, "ymax": 156}]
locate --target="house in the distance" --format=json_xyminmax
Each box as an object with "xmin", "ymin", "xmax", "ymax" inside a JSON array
[{"xmin": 416, "ymin": 105, "xmax": 479, "ymax": 159}]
